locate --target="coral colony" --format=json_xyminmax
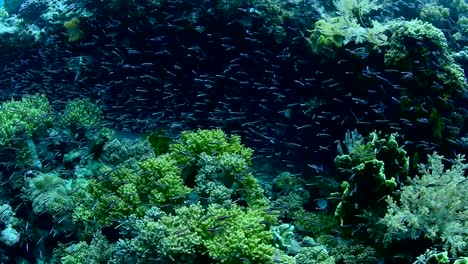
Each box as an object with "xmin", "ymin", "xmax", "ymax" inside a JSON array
[{"xmin": 0, "ymin": 0, "xmax": 467, "ymax": 263}]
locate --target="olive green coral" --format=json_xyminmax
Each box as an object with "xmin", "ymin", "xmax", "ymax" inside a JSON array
[{"xmin": 384, "ymin": 20, "xmax": 466, "ymax": 93}]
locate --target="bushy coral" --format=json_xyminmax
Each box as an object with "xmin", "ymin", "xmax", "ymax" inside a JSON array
[
  {"xmin": 74, "ymin": 154, "xmax": 190, "ymax": 226},
  {"xmin": 329, "ymin": 242, "xmax": 378, "ymax": 264},
  {"xmin": 169, "ymin": 128, "xmax": 253, "ymax": 167},
  {"xmin": 0, "ymin": 204, "xmax": 20, "ymax": 247},
  {"xmin": 200, "ymin": 203, "xmax": 277, "ymax": 263},
  {"xmin": 102, "ymin": 136, "xmax": 155, "ymax": 164},
  {"xmin": 294, "ymin": 244, "xmax": 335, "ymax": 264},
  {"xmin": 60, "ymin": 98, "xmax": 103, "ymax": 130},
  {"xmin": 382, "ymin": 152, "xmax": 468, "ymax": 257},
  {"xmin": 53, "ymin": 232, "xmax": 112, "ymax": 263},
  {"xmin": 0, "ymin": 94, "xmax": 53, "ymax": 145},
  {"xmin": 194, "ymin": 152, "xmax": 268, "ymax": 207},
  {"xmin": 111, "ymin": 203, "xmax": 278, "ymax": 263},
  {"xmin": 18, "ymin": 0, "xmax": 49, "ymax": 21},
  {"xmin": 110, "ymin": 205, "xmax": 203, "ymax": 263},
  {"xmin": 292, "ymin": 209, "xmax": 339, "ymax": 237},
  {"xmin": 420, "ymin": 4, "xmax": 450, "ymax": 26}
]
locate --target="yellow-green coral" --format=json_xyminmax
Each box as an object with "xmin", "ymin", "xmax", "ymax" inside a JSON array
[
  {"xmin": 199, "ymin": 203, "xmax": 277, "ymax": 263},
  {"xmin": 110, "ymin": 203, "xmax": 279, "ymax": 263},
  {"xmin": 169, "ymin": 128, "xmax": 253, "ymax": 166},
  {"xmin": 74, "ymin": 154, "xmax": 190, "ymax": 226},
  {"xmin": 0, "ymin": 94, "xmax": 53, "ymax": 145},
  {"xmin": 60, "ymin": 98, "xmax": 103, "ymax": 129}
]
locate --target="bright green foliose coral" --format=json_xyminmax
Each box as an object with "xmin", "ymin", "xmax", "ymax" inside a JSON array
[{"xmin": 333, "ymin": 130, "xmax": 409, "ymax": 226}]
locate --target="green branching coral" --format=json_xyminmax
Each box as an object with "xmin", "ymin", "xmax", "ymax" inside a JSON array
[
  {"xmin": 110, "ymin": 205, "xmax": 203, "ymax": 263},
  {"xmin": 169, "ymin": 129, "xmax": 253, "ymax": 167},
  {"xmin": 382, "ymin": 152, "xmax": 468, "ymax": 257},
  {"xmin": 169, "ymin": 129, "xmax": 267, "ymax": 207},
  {"xmin": 60, "ymin": 98, "xmax": 103, "ymax": 130},
  {"xmin": 102, "ymin": 137, "xmax": 155, "ymax": 165},
  {"xmin": 195, "ymin": 152, "xmax": 268, "ymax": 207},
  {"xmin": 333, "ymin": 130, "xmax": 409, "ymax": 226},
  {"xmin": 0, "ymin": 94, "xmax": 53, "ymax": 145},
  {"xmin": 111, "ymin": 203, "xmax": 278, "ymax": 263},
  {"xmin": 420, "ymin": 4, "xmax": 450, "ymax": 26},
  {"xmin": 53, "ymin": 232, "xmax": 112, "ymax": 264},
  {"xmin": 200, "ymin": 203, "xmax": 277, "ymax": 263},
  {"xmin": 74, "ymin": 154, "xmax": 190, "ymax": 226}
]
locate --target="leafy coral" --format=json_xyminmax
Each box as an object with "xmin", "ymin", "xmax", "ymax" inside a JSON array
[{"xmin": 333, "ymin": 130, "xmax": 409, "ymax": 226}]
